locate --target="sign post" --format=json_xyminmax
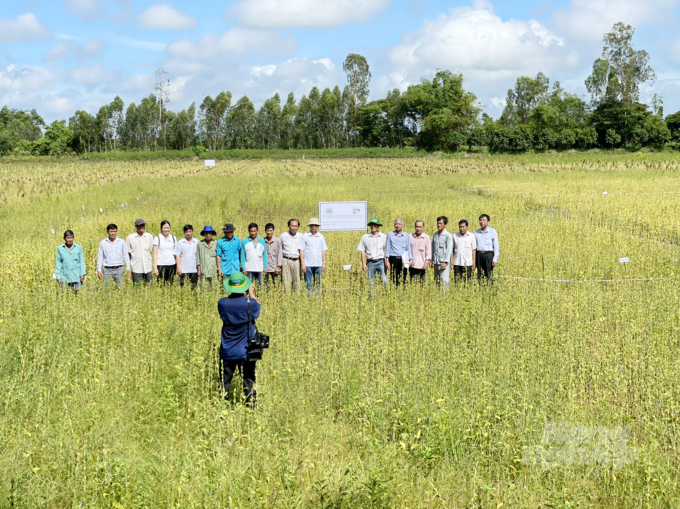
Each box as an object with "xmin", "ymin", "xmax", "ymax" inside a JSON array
[{"xmin": 318, "ymin": 201, "xmax": 368, "ymax": 232}]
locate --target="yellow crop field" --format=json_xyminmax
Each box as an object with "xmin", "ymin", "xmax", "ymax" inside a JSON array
[{"xmin": 1, "ymin": 155, "xmax": 680, "ymax": 507}]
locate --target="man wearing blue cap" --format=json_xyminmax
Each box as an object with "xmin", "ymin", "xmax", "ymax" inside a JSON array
[
  {"xmin": 197, "ymin": 226, "xmax": 218, "ymax": 290},
  {"xmin": 218, "ymin": 272, "xmax": 260, "ymax": 406}
]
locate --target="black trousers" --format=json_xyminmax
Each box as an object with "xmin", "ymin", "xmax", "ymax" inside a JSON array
[
  {"xmin": 454, "ymin": 265, "xmax": 473, "ymax": 283},
  {"xmin": 388, "ymin": 256, "xmax": 408, "ymax": 286},
  {"xmin": 222, "ymin": 359, "xmax": 257, "ymax": 405},
  {"xmin": 264, "ymin": 271, "xmax": 280, "ymax": 288},
  {"xmin": 476, "ymin": 252, "xmax": 494, "ymax": 279},
  {"xmin": 409, "ymin": 267, "xmax": 427, "ymax": 283},
  {"xmin": 180, "ymin": 272, "xmax": 199, "ymax": 288},
  {"xmin": 157, "ymin": 265, "xmax": 176, "ymax": 284}
]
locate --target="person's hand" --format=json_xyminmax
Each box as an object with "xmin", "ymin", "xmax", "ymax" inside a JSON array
[
  {"xmin": 409, "ymin": 260, "xmax": 414, "ymax": 267},
  {"xmin": 177, "ymin": 268, "xmax": 183, "ymax": 277},
  {"xmin": 80, "ymin": 276, "xmax": 85, "ymax": 283},
  {"xmin": 322, "ymin": 263, "xmax": 327, "ymax": 274},
  {"xmin": 98, "ymin": 271, "xmax": 103, "ymax": 280},
  {"xmin": 441, "ymin": 262, "xmax": 448, "ymax": 270},
  {"xmin": 154, "ymin": 267, "xmax": 159, "ymax": 277},
  {"xmin": 492, "ymin": 261, "xmax": 497, "ymax": 268},
  {"xmin": 275, "ymin": 267, "xmax": 281, "ymax": 275},
  {"xmin": 472, "ymin": 264, "xmax": 477, "ymax": 271},
  {"xmin": 57, "ymin": 279, "xmax": 63, "ymax": 285},
  {"xmin": 362, "ymin": 264, "xmax": 367, "ymax": 272},
  {"xmin": 126, "ymin": 270, "xmax": 131, "ymax": 278},
  {"xmin": 301, "ymin": 264, "xmax": 306, "ymax": 273},
  {"xmin": 243, "ymin": 269, "xmax": 248, "ymax": 275},
  {"xmin": 429, "ymin": 261, "xmax": 433, "ymax": 269},
  {"xmin": 385, "ymin": 260, "xmax": 391, "ymax": 271},
  {"xmin": 197, "ymin": 268, "xmax": 202, "ymax": 278},
  {"xmin": 218, "ymin": 268, "xmax": 223, "ymax": 277}
]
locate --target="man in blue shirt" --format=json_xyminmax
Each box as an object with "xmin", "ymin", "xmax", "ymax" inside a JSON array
[
  {"xmin": 216, "ymin": 223, "xmax": 242, "ymax": 280},
  {"xmin": 385, "ymin": 218, "xmax": 412, "ymax": 287},
  {"xmin": 475, "ymin": 214, "xmax": 499, "ymax": 280},
  {"xmin": 218, "ymin": 272, "xmax": 260, "ymax": 406}
]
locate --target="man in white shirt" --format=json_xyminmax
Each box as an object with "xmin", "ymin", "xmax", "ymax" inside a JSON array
[
  {"xmin": 126, "ymin": 218, "xmax": 154, "ymax": 285},
  {"xmin": 299, "ymin": 218, "xmax": 328, "ymax": 294},
  {"xmin": 174, "ymin": 224, "xmax": 199, "ymax": 288},
  {"xmin": 452, "ymin": 219, "xmax": 477, "ymax": 284},
  {"xmin": 279, "ymin": 218, "xmax": 302, "ymax": 293},
  {"xmin": 357, "ymin": 217, "xmax": 387, "ymax": 291},
  {"xmin": 97, "ymin": 223, "xmax": 130, "ymax": 288}
]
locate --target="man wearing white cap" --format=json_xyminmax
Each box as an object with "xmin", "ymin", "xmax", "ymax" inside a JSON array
[{"xmin": 299, "ymin": 218, "xmax": 328, "ymax": 294}]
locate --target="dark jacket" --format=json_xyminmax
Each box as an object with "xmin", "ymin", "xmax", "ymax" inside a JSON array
[{"xmin": 218, "ymin": 296, "xmax": 261, "ymax": 360}]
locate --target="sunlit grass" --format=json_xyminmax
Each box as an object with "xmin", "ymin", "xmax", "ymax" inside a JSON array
[{"xmin": 1, "ymin": 157, "xmax": 680, "ymax": 507}]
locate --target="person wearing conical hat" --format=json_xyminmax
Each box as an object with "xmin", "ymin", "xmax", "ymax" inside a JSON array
[{"xmin": 357, "ymin": 218, "xmax": 387, "ymax": 292}]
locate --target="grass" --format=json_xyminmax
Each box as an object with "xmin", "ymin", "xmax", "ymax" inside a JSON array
[{"xmin": 1, "ymin": 157, "xmax": 680, "ymax": 507}]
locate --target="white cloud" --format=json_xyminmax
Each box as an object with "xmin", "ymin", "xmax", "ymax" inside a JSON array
[
  {"xmin": 388, "ymin": 0, "xmax": 573, "ymax": 81},
  {"xmin": 44, "ymin": 39, "xmax": 105, "ymax": 62},
  {"xmin": 0, "ymin": 13, "xmax": 50, "ymax": 43},
  {"xmin": 0, "ymin": 64, "xmax": 55, "ymax": 106},
  {"xmin": 64, "ymin": 0, "xmax": 111, "ymax": 22},
  {"xmin": 70, "ymin": 64, "xmax": 116, "ymax": 88},
  {"xmin": 552, "ymin": 0, "xmax": 680, "ymax": 41},
  {"xmin": 165, "ymin": 29, "xmax": 297, "ymax": 73},
  {"xmin": 41, "ymin": 94, "xmax": 76, "ymax": 115},
  {"xmin": 118, "ymin": 37, "xmax": 167, "ymax": 52},
  {"xmin": 229, "ymin": 0, "xmax": 390, "ymax": 28},
  {"xmin": 138, "ymin": 3, "xmax": 197, "ymax": 31}
]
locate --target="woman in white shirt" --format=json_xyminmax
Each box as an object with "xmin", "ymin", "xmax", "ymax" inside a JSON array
[{"xmin": 153, "ymin": 220, "xmax": 177, "ymax": 284}]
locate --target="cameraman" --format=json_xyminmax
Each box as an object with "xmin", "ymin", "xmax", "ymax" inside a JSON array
[{"xmin": 218, "ymin": 272, "xmax": 260, "ymax": 406}]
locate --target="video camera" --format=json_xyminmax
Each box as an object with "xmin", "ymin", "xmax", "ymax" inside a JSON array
[{"xmin": 246, "ymin": 331, "xmax": 270, "ymax": 362}]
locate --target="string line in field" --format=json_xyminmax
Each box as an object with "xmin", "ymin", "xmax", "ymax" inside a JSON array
[{"xmin": 497, "ymin": 275, "xmax": 676, "ymax": 283}]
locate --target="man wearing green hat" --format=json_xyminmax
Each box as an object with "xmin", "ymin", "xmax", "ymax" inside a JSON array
[
  {"xmin": 357, "ymin": 218, "xmax": 387, "ymax": 291},
  {"xmin": 218, "ymin": 272, "xmax": 260, "ymax": 406}
]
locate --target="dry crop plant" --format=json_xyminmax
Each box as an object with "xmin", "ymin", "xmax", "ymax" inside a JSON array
[{"xmin": 1, "ymin": 156, "xmax": 680, "ymax": 507}]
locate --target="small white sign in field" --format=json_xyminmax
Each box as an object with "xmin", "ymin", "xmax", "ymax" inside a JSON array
[
  {"xmin": 205, "ymin": 160, "xmax": 216, "ymax": 167},
  {"xmin": 318, "ymin": 201, "xmax": 368, "ymax": 231}
]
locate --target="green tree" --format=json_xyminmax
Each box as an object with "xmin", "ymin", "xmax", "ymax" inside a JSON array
[
  {"xmin": 400, "ymin": 70, "xmax": 479, "ymax": 151},
  {"xmin": 228, "ymin": 96, "xmax": 255, "ymax": 149},
  {"xmin": 199, "ymin": 92, "xmax": 231, "ymax": 150},
  {"xmin": 342, "ymin": 53, "xmax": 371, "ymax": 107},
  {"xmin": 501, "ymin": 72, "xmax": 550, "ymax": 125},
  {"xmin": 585, "ymin": 22, "xmax": 656, "ymax": 107},
  {"xmin": 68, "ymin": 110, "xmax": 97, "ymax": 153}
]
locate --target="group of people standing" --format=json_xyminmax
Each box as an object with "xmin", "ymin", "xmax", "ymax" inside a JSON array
[
  {"xmin": 356, "ymin": 214, "xmax": 499, "ymax": 289},
  {"xmin": 54, "ymin": 214, "xmax": 498, "ymax": 293}
]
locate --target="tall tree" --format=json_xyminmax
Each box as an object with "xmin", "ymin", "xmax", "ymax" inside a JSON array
[
  {"xmin": 585, "ymin": 23, "xmax": 656, "ymax": 107},
  {"xmin": 342, "ymin": 53, "xmax": 371, "ymax": 107},
  {"xmin": 501, "ymin": 72, "xmax": 550, "ymax": 125}
]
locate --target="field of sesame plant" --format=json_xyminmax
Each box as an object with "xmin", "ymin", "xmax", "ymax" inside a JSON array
[{"xmin": 2, "ymin": 154, "xmax": 680, "ymax": 508}]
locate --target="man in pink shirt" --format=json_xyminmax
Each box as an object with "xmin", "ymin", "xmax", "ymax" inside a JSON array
[{"xmin": 409, "ymin": 220, "xmax": 431, "ymax": 284}]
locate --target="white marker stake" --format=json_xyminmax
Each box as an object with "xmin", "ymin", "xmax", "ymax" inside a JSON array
[
  {"xmin": 205, "ymin": 160, "xmax": 216, "ymax": 167},
  {"xmin": 343, "ymin": 265, "xmax": 352, "ymax": 271},
  {"xmin": 619, "ymin": 257, "xmax": 629, "ymax": 264},
  {"xmin": 602, "ymin": 191, "xmax": 608, "ymax": 195}
]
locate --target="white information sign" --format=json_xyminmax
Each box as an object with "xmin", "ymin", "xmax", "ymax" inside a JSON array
[
  {"xmin": 205, "ymin": 159, "xmax": 216, "ymax": 167},
  {"xmin": 318, "ymin": 201, "xmax": 368, "ymax": 231}
]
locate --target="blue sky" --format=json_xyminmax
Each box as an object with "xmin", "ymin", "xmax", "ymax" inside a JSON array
[{"xmin": 1, "ymin": 0, "xmax": 680, "ymax": 122}]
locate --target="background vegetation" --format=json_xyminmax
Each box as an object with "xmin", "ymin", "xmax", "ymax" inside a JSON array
[
  {"xmin": 2, "ymin": 23, "xmax": 680, "ymax": 158},
  {"xmin": 1, "ymin": 155, "xmax": 680, "ymax": 507}
]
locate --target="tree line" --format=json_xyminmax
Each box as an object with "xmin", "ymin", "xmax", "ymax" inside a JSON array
[{"xmin": 2, "ymin": 23, "xmax": 680, "ymax": 157}]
